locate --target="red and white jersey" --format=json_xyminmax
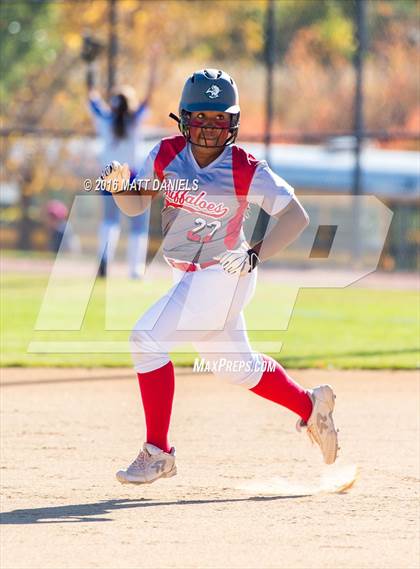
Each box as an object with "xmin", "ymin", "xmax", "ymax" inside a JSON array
[{"xmin": 135, "ymin": 135, "xmax": 294, "ymax": 264}]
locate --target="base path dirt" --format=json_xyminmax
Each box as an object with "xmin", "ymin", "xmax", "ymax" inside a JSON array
[{"xmin": 1, "ymin": 368, "xmax": 419, "ymax": 569}]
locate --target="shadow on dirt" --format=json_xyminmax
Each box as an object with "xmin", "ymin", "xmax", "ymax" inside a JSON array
[{"xmin": 0, "ymin": 494, "xmax": 309, "ymax": 524}]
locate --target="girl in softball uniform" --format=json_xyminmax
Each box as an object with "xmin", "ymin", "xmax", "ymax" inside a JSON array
[
  {"xmin": 89, "ymin": 71, "xmax": 155, "ymax": 278},
  {"xmin": 101, "ymin": 69, "xmax": 339, "ymax": 485}
]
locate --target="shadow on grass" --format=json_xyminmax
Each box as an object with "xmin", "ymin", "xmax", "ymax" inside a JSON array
[
  {"xmin": 0, "ymin": 368, "xmax": 193, "ymax": 388},
  {"xmin": 0, "ymin": 495, "xmax": 309, "ymax": 524},
  {"xmin": 0, "ymin": 373, "xmax": 132, "ymax": 388},
  {"xmin": 282, "ymin": 347, "xmax": 419, "ymax": 363}
]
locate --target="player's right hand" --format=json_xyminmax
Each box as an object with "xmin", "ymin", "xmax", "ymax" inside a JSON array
[
  {"xmin": 214, "ymin": 242, "xmax": 260, "ymax": 276},
  {"xmin": 100, "ymin": 160, "xmax": 130, "ymax": 193}
]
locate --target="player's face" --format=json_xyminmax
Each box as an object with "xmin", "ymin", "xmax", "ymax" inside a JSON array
[{"xmin": 189, "ymin": 111, "xmax": 231, "ymax": 147}]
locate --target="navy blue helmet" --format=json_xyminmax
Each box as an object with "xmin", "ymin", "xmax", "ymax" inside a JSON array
[{"xmin": 170, "ymin": 69, "xmax": 240, "ymax": 147}]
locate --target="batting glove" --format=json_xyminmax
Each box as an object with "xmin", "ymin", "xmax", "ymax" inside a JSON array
[
  {"xmin": 215, "ymin": 242, "xmax": 260, "ymax": 276},
  {"xmin": 100, "ymin": 160, "xmax": 130, "ymax": 193}
]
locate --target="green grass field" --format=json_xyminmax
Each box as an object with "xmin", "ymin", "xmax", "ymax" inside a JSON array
[{"xmin": 1, "ymin": 271, "xmax": 418, "ymax": 369}]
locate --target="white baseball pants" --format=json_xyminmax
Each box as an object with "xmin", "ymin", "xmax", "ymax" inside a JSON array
[{"xmin": 130, "ymin": 264, "xmax": 264, "ymax": 387}]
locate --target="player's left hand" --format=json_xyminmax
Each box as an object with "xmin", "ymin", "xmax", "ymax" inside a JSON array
[
  {"xmin": 214, "ymin": 242, "xmax": 260, "ymax": 275},
  {"xmin": 100, "ymin": 160, "xmax": 130, "ymax": 193}
]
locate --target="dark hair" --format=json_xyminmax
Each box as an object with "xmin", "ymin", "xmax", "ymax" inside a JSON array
[{"xmin": 112, "ymin": 94, "xmax": 130, "ymax": 139}]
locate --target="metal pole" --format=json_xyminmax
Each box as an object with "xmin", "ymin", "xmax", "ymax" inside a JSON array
[
  {"xmin": 352, "ymin": 0, "xmax": 367, "ymax": 262},
  {"xmin": 264, "ymin": 0, "xmax": 275, "ymax": 165},
  {"xmin": 251, "ymin": 0, "xmax": 276, "ymax": 246},
  {"xmin": 107, "ymin": 0, "xmax": 118, "ymax": 97},
  {"xmin": 353, "ymin": 0, "xmax": 366, "ymax": 197}
]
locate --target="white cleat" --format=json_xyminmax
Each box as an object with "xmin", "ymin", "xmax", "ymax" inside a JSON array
[
  {"xmin": 116, "ymin": 443, "xmax": 177, "ymax": 485},
  {"xmin": 297, "ymin": 385, "xmax": 339, "ymax": 465}
]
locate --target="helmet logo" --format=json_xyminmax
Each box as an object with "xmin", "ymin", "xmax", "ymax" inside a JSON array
[{"xmin": 205, "ymin": 85, "xmax": 221, "ymax": 99}]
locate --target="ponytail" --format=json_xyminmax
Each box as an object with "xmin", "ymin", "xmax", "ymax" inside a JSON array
[{"xmin": 111, "ymin": 94, "xmax": 130, "ymax": 139}]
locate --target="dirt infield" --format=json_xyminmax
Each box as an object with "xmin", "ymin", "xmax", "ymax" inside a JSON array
[{"xmin": 1, "ymin": 368, "xmax": 419, "ymax": 569}]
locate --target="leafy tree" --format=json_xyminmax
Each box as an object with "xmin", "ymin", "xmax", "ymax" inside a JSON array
[{"xmin": 0, "ymin": 0, "xmax": 60, "ymax": 104}]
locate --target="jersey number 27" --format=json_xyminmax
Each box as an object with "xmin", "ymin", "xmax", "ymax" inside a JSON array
[{"xmin": 187, "ymin": 218, "xmax": 221, "ymax": 243}]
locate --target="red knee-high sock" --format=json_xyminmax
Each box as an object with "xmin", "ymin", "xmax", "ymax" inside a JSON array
[
  {"xmin": 137, "ymin": 361, "xmax": 174, "ymax": 453},
  {"xmin": 250, "ymin": 356, "xmax": 313, "ymax": 422}
]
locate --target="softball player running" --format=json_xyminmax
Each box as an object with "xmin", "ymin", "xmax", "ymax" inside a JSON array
[{"xmin": 101, "ymin": 69, "xmax": 339, "ymax": 485}]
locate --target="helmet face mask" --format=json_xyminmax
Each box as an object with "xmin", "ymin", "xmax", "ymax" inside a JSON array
[
  {"xmin": 179, "ymin": 109, "xmax": 240, "ymax": 148},
  {"xmin": 172, "ymin": 69, "xmax": 241, "ymax": 148}
]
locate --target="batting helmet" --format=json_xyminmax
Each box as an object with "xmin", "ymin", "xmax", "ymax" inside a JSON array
[{"xmin": 170, "ymin": 69, "xmax": 240, "ymax": 147}]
